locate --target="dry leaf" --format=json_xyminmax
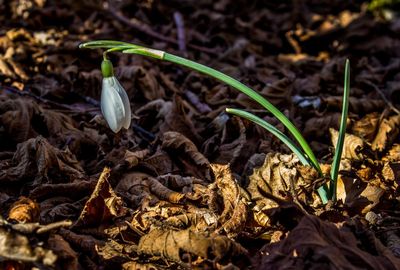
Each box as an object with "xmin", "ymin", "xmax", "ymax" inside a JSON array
[
  {"xmin": 330, "ymin": 128, "xmax": 364, "ymax": 160},
  {"xmin": 351, "ymin": 112, "xmax": 380, "ymax": 142},
  {"xmin": 8, "ymin": 197, "xmax": 40, "ymax": 223},
  {"xmin": 76, "ymin": 167, "xmax": 127, "ymax": 227},
  {"xmin": 372, "ymin": 115, "xmax": 400, "ymax": 152},
  {"xmin": 253, "ymin": 215, "xmax": 400, "ymax": 269},
  {"xmin": 211, "ymin": 164, "xmax": 248, "ymax": 238},
  {"xmin": 0, "ymin": 136, "xmax": 85, "ymax": 185},
  {"xmin": 138, "ymin": 228, "xmax": 248, "ymax": 267}
]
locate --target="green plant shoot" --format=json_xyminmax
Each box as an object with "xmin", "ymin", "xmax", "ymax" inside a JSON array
[
  {"xmin": 80, "ymin": 40, "xmax": 350, "ymax": 203},
  {"xmin": 330, "ymin": 59, "xmax": 351, "ymax": 201}
]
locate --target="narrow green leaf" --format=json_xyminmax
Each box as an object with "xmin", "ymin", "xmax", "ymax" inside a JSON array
[
  {"xmin": 330, "ymin": 59, "xmax": 351, "ymax": 201},
  {"xmin": 226, "ymin": 108, "xmax": 310, "ymax": 166},
  {"xmin": 227, "ymin": 108, "xmax": 329, "ymax": 203}
]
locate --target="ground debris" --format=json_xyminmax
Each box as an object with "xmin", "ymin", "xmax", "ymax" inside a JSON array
[{"xmin": 253, "ymin": 215, "xmax": 400, "ymax": 270}]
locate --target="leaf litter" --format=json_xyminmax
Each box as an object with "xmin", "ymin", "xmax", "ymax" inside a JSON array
[{"xmin": 1, "ymin": 1, "xmax": 400, "ymax": 269}]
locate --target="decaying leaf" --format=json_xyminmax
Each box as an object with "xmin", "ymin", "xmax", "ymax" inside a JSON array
[
  {"xmin": 8, "ymin": 196, "xmax": 40, "ymax": 223},
  {"xmin": 304, "ymin": 113, "xmax": 341, "ymax": 139},
  {"xmin": 76, "ymin": 167, "xmax": 127, "ymax": 227},
  {"xmin": 124, "ymin": 149, "xmax": 150, "ymax": 168},
  {"xmin": 351, "ymin": 112, "xmax": 380, "ymax": 142},
  {"xmin": 161, "ymin": 131, "xmax": 210, "ymax": 179},
  {"xmin": 330, "ymin": 128, "xmax": 364, "ymax": 160},
  {"xmin": 96, "ymin": 239, "xmax": 137, "ymax": 262},
  {"xmin": 138, "ymin": 228, "xmax": 248, "ymax": 267},
  {"xmin": 210, "ymin": 164, "xmax": 248, "ymax": 238},
  {"xmin": 162, "ymin": 131, "xmax": 209, "ymax": 167},
  {"xmin": 253, "ymin": 215, "xmax": 400, "ymax": 269},
  {"xmin": 122, "ymin": 261, "xmax": 159, "ymax": 270},
  {"xmin": 158, "ymin": 95, "xmax": 202, "ymax": 143},
  {"xmin": 47, "ymin": 234, "xmax": 79, "ymax": 270},
  {"xmin": 211, "ymin": 117, "xmax": 247, "ymax": 166},
  {"xmin": 336, "ymin": 175, "xmax": 385, "ymax": 214},
  {"xmin": 147, "ymin": 176, "xmax": 186, "ymax": 204},
  {"xmin": 246, "ymin": 153, "xmax": 319, "ymax": 227},
  {"xmin": 372, "ymin": 115, "xmax": 400, "ymax": 152},
  {"xmin": 0, "ymin": 136, "xmax": 85, "ymax": 185}
]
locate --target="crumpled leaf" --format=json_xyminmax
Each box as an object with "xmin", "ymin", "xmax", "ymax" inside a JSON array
[
  {"xmin": 372, "ymin": 115, "xmax": 400, "ymax": 152},
  {"xmin": 210, "ymin": 164, "xmax": 248, "ymax": 238},
  {"xmin": 47, "ymin": 234, "xmax": 79, "ymax": 270},
  {"xmin": 330, "ymin": 128, "xmax": 364, "ymax": 160},
  {"xmin": 253, "ymin": 215, "xmax": 400, "ymax": 270},
  {"xmin": 351, "ymin": 112, "xmax": 380, "ymax": 142},
  {"xmin": 96, "ymin": 239, "xmax": 137, "ymax": 263},
  {"xmin": 159, "ymin": 95, "xmax": 202, "ymax": 143},
  {"xmin": 0, "ymin": 136, "xmax": 85, "ymax": 185},
  {"xmin": 161, "ymin": 131, "xmax": 210, "ymax": 179},
  {"xmin": 76, "ymin": 167, "xmax": 127, "ymax": 227},
  {"xmin": 246, "ymin": 153, "xmax": 320, "ymax": 227},
  {"xmin": 122, "ymin": 261, "xmax": 159, "ymax": 270},
  {"xmin": 39, "ymin": 197, "xmax": 82, "ymax": 224},
  {"xmin": 136, "ymin": 96, "xmax": 201, "ymax": 144},
  {"xmin": 138, "ymin": 228, "xmax": 248, "ymax": 267},
  {"xmin": 204, "ymin": 117, "xmax": 247, "ymax": 167},
  {"xmin": 304, "ymin": 113, "xmax": 341, "ymax": 139},
  {"xmin": 336, "ymin": 175, "xmax": 385, "ymax": 215},
  {"xmin": 0, "ymin": 96, "xmax": 101, "ymax": 159},
  {"xmin": 8, "ymin": 196, "xmax": 40, "ymax": 223},
  {"xmin": 162, "ymin": 131, "xmax": 209, "ymax": 167},
  {"xmin": 124, "ymin": 149, "xmax": 150, "ymax": 168},
  {"xmin": 382, "ymin": 145, "xmax": 400, "ymax": 187},
  {"xmin": 118, "ymin": 65, "xmax": 165, "ymax": 101}
]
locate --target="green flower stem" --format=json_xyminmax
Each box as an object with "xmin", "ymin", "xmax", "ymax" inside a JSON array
[{"xmin": 330, "ymin": 59, "xmax": 351, "ymax": 201}]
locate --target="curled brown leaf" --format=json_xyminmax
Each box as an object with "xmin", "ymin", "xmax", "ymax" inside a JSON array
[{"xmin": 138, "ymin": 228, "xmax": 248, "ymax": 267}]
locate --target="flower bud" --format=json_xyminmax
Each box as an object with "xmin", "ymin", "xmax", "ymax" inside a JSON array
[{"xmin": 100, "ymin": 59, "xmax": 131, "ymax": 133}]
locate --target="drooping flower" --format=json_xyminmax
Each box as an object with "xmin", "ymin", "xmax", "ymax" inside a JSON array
[{"xmin": 100, "ymin": 59, "xmax": 131, "ymax": 133}]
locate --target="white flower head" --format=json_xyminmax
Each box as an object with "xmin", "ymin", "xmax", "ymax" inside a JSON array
[{"xmin": 100, "ymin": 59, "xmax": 131, "ymax": 133}]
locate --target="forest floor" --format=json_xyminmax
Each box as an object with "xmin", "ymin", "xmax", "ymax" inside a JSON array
[{"xmin": 1, "ymin": 1, "xmax": 400, "ymax": 269}]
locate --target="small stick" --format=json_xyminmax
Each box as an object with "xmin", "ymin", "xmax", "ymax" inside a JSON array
[{"xmin": 173, "ymin": 11, "xmax": 187, "ymax": 53}]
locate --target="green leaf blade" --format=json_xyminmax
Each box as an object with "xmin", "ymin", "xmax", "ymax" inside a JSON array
[{"xmin": 330, "ymin": 59, "xmax": 351, "ymax": 201}]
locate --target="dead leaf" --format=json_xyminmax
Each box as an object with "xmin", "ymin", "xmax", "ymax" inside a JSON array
[
  {"xmin": 246, "ymin": 153, "xmax": 319, "ymax": 227},
  {"xmin": 253, "ymin": 215, "xmax": 400, "ymax": 269},
  {"xmin": 8, "ymin": 197, "xmax": 40, "ymax": 223},
  {"xmin": 161, "ymin": 131, "xmax": 210, "ymax": 179},
  {"xmin": 138, "ymin": 228, "xmax": 248, "ymax": 267},
  {"xmin": 0, "ymin": 136, "xmax": 85, "ymax": 185},
  {"xmin": 352, "ymin": 112, "xmax": 380, "ymax": 142},
  {"xmin": 330, "ymin": 128, "xmax": 364, "ymax": 160},
  {"xmin": 336, "ymin": 175, "xmax": 385, "ymax": 214},
  {"xmin": 210, "ymin": 164, "xmax": 248, "ymax": 238},
  {"xmin": 76, "ymin": 167, "xmax": 127, "ymax": 227},
  {"xmin": 372, "ymin": 115, "xmax": 400, "ymax": 152},
  {"xmin": 47, "ymin": 234, "xmax": 79, "ymax": 270}
]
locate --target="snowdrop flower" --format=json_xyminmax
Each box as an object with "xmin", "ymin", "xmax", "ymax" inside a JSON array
[{"xmin": 100, "ymin": 59, "xmax": 131, "ymax": 133}]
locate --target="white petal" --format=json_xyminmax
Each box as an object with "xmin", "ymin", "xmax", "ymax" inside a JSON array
[
  {"xmin": 101, "ymin": 77, "xmax": 126, "ymax": 133},
  {"xmin": 115, "ymin": 78, "xmax": 131, "ymax": 129}
]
